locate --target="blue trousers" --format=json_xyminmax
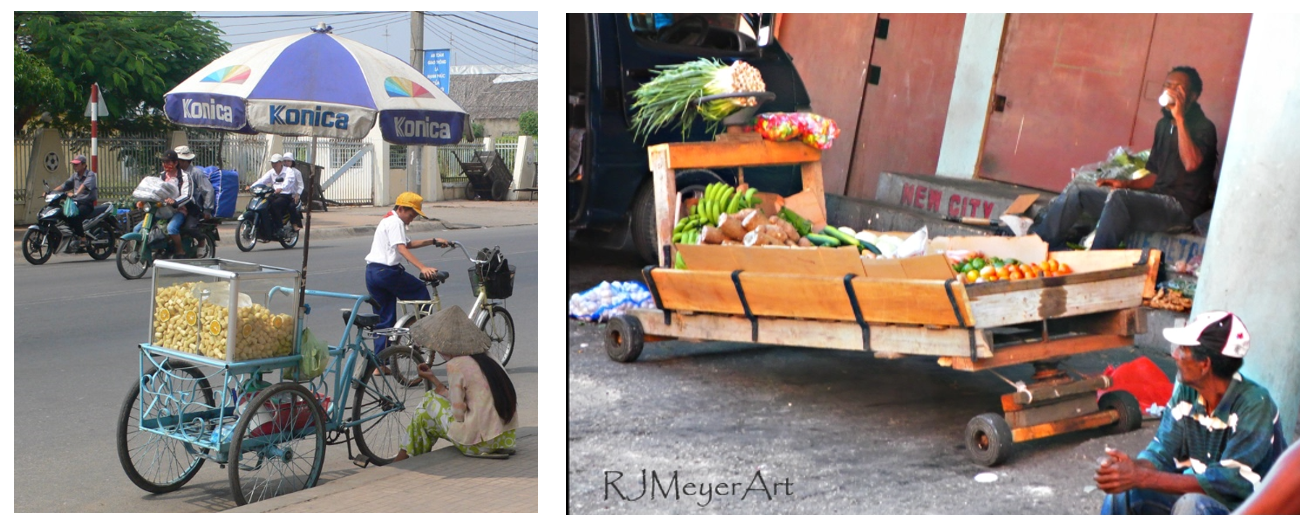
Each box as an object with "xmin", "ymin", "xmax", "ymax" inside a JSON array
[
  {"xmin": 1101, "ymin": 489, "xmax": 1231, "ymax": 515},
  {"xmin": 365, "ymin": 263, "xmax": 429, "ymax": 354}
]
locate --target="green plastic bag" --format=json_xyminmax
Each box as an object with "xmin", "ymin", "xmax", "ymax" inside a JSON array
[
  {"xmin": 284, "ymin": 328, "xmax": 329, "ymax": 381},
  {"xmin": 61, "ymin": 197, "xmax": 80, "ymax": 218}
]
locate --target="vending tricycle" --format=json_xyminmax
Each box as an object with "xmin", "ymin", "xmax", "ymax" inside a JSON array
[{"xmin": 116, "ymin": 258, "xmax": 430, "ymax": 506}]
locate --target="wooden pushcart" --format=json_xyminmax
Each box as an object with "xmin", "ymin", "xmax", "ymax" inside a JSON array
[
  {"xmin": 452, "ymin": 150, "xmax": 514, "ymax": 201},
  {"xmin": 607, "ymin": 136, "xmax": 1161, "ymax": 466}
]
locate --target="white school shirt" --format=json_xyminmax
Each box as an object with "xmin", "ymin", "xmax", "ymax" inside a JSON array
[
  {"xmin": 365, "ymin": 213, "xmax": 409, "ymax": 266},
  {"xmin": 253, "ymin": 166, "xmax": 300, "ymax": 195}
]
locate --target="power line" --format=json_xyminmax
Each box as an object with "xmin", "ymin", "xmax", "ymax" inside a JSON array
[
  {"xmin": 202, "ymin": 11, "xmax": 397, "ymax": 30},
  {"xmin": 427, "ymin": 17, "xmax": 535, "ymax": 64},
  {"xmin": 426, "ymin": 12, "xmax": 535, "ymax": 45},
  {"xmin": 425, "ymin": 18, "xmax": 530, "ymax": 67},
  {"xmin": 474, "ymin": 12, "xmax": 536, "ymax": 30},
  {"xmin": 218, "ymin": 12, "xmax": 400, "ymax": 39}
]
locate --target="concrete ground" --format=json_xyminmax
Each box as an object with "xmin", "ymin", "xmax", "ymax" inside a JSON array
[{"xmin": 566, "ymin": 240, "xmax": 1178, "ymax": 515}]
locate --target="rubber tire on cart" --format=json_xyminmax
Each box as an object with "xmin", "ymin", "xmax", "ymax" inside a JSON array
[
  {"xmin": 606, "ymin": 314, "xmax": 645, "ymax": 363},
  {"xmin": 965, "ymin": 413, "xmax": 1013, "ymax": 467},
  {"xmin": 1098, "ymin": 390, "xmax": 1143, "ymax": 435},
  {"xmin": 116, "ymin": 238, "xmax": 150, "ymax": 280},
  {"xmin": 477, "ymin": 305, "xmax": 515, "ymax": 366},
  {"xmin": 492, "ymin": 179, "xmax": 511, "ymax": 201},
  {"xmin": 116, "ymin": 361, "xmax": 215, "ymax": 494},
  {"xmin": 352, "ymin": 345, "xmax": 432, "ymax": 467},
  {"xmin": 228, "ymin": 382, "xmax": 327, "ymax": 506},
  {"xmin": 235, "ymin": 220, "xmax": 258, "ymax": 252},
  {"xmin": 21, "ymin": 228, "xmax": 55, "ymax": 265}
]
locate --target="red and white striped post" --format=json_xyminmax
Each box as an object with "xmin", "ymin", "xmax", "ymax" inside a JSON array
[{"xmin": 90, "ymin": 83, "xmax": 100, "ymax": 172}]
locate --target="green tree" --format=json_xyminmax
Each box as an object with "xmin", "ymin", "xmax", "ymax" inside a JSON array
[
  {"xmin": 15, "ymin": 43, "xmax": 67, "ymax": 124},
  {"xmin": 518, "ymin": 110, "xmax": 537, "ymax": 136},
  {"xmin": 14, "ymin": 11, "xmax": 230, "ymax": 134}
]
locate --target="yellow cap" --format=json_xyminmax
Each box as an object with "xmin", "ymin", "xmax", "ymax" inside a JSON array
[{"xmin": 395, "ymin": 192, "xmax": 426, "ymax": 217}]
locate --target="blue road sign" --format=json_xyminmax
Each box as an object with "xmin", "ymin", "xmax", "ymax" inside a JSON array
[{"xmin": 423, "ymin": 49, "xmax": 451, "ymax": 94}]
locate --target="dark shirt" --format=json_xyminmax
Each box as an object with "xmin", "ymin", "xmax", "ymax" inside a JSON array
[
  {"xmin": 59, "ymin": 169, "xmax": 98, "ymax": 205},
  {"xmin": 1144, "ymin": 104, "xmax": 1218, "ymax": 219}
]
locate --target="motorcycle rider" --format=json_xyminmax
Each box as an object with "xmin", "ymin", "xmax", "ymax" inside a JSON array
[
  {"xmin": 249, "ymin": 153, "xmax": 297, "ymax": 238},
  {"xmin": 280, "ymin": 152, "xmax": 305, "ymax": 230},
  {"xmin": 173, "ymin": 145, "xmax": 216, "ymax": 220},
  {"xmin": 156, "ymin": 150, "xmax": 202, "ymax": 257},
  {"xmin": 55, "ymin": 154, "xmax": 98, "ymax": 248}
]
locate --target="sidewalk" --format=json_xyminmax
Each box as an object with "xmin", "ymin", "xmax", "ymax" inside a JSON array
[
  {"xmin": 227, "ymin": 427, "xmax": 538, "ymax": 513},
  {"xmin": 14, "ymin": 199, "xmax": 538, "ymax": 243}
]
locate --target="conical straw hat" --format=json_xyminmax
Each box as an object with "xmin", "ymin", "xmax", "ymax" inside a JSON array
[{"xmin": 410, "ymin": 305, "xmax": 490, "ymax": 356}]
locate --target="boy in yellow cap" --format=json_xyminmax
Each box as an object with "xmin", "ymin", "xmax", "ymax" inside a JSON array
[{"xmin": 365, "ymin": 192, "xmax": 451, "ymax": 354}]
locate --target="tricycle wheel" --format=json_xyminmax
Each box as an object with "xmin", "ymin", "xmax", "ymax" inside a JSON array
[
  {"xmin": 228, "ymin": 382, "xmax": 326, "ymax": 506},
  {"xmin": 116, "ymin": 238, "xmax": 150, "ymax": 280},
  {"xmin": 965, "ymin": 413, "xmax": 1013, "ymax": 467},
  {"xmin": 352, "ymin": 345, "xmax": 431, "ymax": 467},
  {"xmin": 1099, "ymin": 390, "xmax": 1142, "ymax": 435},
  {"xmin": 605, "ymin": 314, "xmax": 645, "ymax": 363},
  {"xmin": 116, "ymin": 360, "xmax": 215, "ymax": 493}
]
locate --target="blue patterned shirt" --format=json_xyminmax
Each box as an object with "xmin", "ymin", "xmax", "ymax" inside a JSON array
[{"xmin": 1138, "ymin": 374, "xmax": 1285, "ymax": 510}]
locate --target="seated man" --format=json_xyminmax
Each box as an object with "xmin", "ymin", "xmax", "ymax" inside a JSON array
[
  {"xmin": 1097, "ymin": 312, "xmax": 1286, "ymax": 515},
  {"xmin": 1035, "ymin": 66, "xmax": 1218, "ymax": 250}
]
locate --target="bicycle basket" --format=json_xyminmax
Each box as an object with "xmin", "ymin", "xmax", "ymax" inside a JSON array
[{"xmin": 469, "ymin": 247, "xmax": 515, "ymax": 299}]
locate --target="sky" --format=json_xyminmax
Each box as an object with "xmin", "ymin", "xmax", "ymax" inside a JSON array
[{"xmin": 194, "ymin": 11, "xmax": 538, "ymax": 68}]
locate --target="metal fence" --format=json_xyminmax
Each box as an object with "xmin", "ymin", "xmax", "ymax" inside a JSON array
[
  {"xmin": 283, "ymin": 137, "xmax": 376, "ymax": 205},
  {"xmin": 15, "ymin": 135, "xmax": 172, "ymax": 206}
]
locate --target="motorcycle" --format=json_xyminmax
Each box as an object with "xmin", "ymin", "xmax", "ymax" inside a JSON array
[
  {"xmin": 116, "ymin": 199, "xmax": 220, "ymax": 280},
  {"xmin": 235, "ymin": 184, "xmax": 302, "ymax": 252},
  {"xmin": 21, "ymin": 180, "xmax": 121, "ymax": 265}
]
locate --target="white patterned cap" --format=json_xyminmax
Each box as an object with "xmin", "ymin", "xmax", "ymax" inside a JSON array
[{"xmin": 1163, "ymin": 311, "xmax": 1250, "ymax": 358}]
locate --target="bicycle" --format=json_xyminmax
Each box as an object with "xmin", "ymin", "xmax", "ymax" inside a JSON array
[
  {"xmin": 384, "ymin": 241, "xmax": 516, "ymax": 369},
  {"xmin": 116, "ymin": 266, "xmax": 433, "ymax": 506}
]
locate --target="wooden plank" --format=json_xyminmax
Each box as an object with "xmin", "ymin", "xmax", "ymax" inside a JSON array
[
  {"xmin": 654, "ymin": 165, "xmax": 677, "ymax": 268},
  {"xmin": 676, "ymin": 244, "xmax": 866, "ymax": 277},
  {"xmin": 1048, "ymin": 249, "xmax": 1144, "ymax": 274},
  {"xmin": 783, "ymin": 187, "xmax": 827, "ymax": 230},
  {"xmin": 1003, "ymin": 193, "xmax": 1041, "ymax": 215},
  {"xmin": 1003, "ymin": 375, "xmax": 1112, "ymax": 407},
  {"xmin": 948, "ymin": 334, "xmax": 1134, "ymax": 371},
  {"xmin": 966, "ymin": 276, "xmax": 1147, "ymax": 328},
  {"xmin": 629, "ymin": 308, "xmax": 990, "ymax": 357},
  {"xmin": 1142, "ymin": 249, "xmax": 1162, "ymax": 299},
  {"xmin": 648, "ymin": 140, "xmax": 822, "ymax": 171},
  {"xmin": 1011, "ymin": 410, "xmax": 1119, "ymax": 443},
  {"xmin": 647, "ymin": 270, "xmax": 746, "ymax": 316},
  {"xmin": 965, "ymin": 265, "xmax": 1148, "ymax": 298},
  {"xmin": 850, "ymin": 277, "xmax": 972, "ymax": 327},
  {"xmin": 1006, "ymin": 395, "xmax": 1100, "ymax": 428},
  {"xmin": 1058, "ymin": 308, "xmax": 1146, "ymax": 337}
]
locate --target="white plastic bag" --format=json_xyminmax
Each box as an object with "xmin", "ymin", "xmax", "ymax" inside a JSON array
[
  {"xmin": 132, "ymin": 176, "xmax": 179, "ymax": 202},
  {"xmin": 894, "ymin": 226, "xmax": 929, "ymax": 258},
  {"xmin": 568, "ymin": 281, "xmax": 656, "ymax": 322}
]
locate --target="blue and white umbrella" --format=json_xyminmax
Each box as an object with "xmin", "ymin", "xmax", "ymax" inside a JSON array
[{"xmin": 165, "ymin": 23, "xmax": 467, "ymax": 145}]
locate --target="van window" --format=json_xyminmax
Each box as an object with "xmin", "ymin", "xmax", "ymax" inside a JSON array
[{"xmin": 628, "ymin": 14, "xmax": 759, "ymax": 53}]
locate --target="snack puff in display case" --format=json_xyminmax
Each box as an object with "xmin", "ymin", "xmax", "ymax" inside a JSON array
[{"xmin": 150, "ymin": 259, "xmax": 301, "ymax": 363}]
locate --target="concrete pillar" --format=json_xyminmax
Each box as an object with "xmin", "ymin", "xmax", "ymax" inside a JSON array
[
  {"xmin": 20, "ymin": 128, "xmax": 69, "ymax": 224},
  {"xmin": 424, "ymin": 146, "xmax": 443, "ymax": 202},
  {"xmin": 482, "ymin": 137, "xmax": 494, "ymax": 152},
  {"xmin": 937, "ymin": 13, "xmax": 1006, "ymax": 179},
  {"xmin": 167, "ymin": 130, "xmax": 189, "ymax": 153},
  {"xmin": 365, "ymin": 125, "xmax": 391, "ymax": 206},
  {"xmin": 509, "ymin": 136, "xmax": 537, "ymax": 201},
  {"xmin": 1190, "ymin": 14, "xmax": 1299, "ymax": 440}
]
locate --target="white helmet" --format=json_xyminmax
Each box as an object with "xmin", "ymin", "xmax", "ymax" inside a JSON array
[{"xmin": 269, "ymin": 153, "xmax": 283, "ymax": 163}]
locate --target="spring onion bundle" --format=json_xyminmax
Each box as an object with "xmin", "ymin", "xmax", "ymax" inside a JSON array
[{"xmin": 629, "ymin": 58, "xmax": 767, "ymax": 143}]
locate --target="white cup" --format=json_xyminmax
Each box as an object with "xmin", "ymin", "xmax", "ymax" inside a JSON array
[{"xmin": 1159, "ymin": 90, "xmax": 1172, "ymax": 107}]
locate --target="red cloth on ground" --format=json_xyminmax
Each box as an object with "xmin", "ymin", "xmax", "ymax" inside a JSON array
[{"xmin": 1098, "ymin": 356, "xmax": 1174, "ymax": 415}]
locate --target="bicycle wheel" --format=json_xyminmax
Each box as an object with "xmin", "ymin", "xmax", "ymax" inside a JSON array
[
  {"xmin": 116, "ymin": 360, "xmax": 215, "ymax": 494},
  {"xmin": 227, "ymin": 382, "xmax": 326, "ymax": 506},
  {"xmin": 352, "ymin": 345, "xmax": 431, "ymax": 466},
  {"xmin": 477, "ymin": 305, "xmax": 515, "ymax": 366}
]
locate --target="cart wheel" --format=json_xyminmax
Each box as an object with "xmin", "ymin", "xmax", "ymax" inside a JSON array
[
  {"xmin": 228, "ymin": 382, "xmax": 327, "ymax": 506},
  {"xmin": 605, "ymin": 315, "xmax": 645, "ymax": 363},
  {"xmin": 116, "ymin": 361, "xmax": 215, "ymax": 493},
  {"xmin": 1099, "ymin": 390, "xmax": 1143, "ymax": 435},
  {"xmin": 965, "ymin": 413, "xmax": 1013, "ymax": 467},
  {"xmin": 352, "ymin": 345, "xmax": 431, "ymax": 467}
]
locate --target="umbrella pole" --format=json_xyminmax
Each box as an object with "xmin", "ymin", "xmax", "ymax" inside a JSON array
[{"xmin": 297, "ymin": 137, "xmax": 314, "ymax": 321}]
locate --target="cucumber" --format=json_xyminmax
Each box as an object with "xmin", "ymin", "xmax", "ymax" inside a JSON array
[
  {"xmin": 806, "ymin": 233, "xmax": 841, "ymax": 247},
  {"xmin": 857, "ymin": 239, "xmax": 880, "ymax": 253},
  {"xmin": 777, "ymin": 206, "xmax": 812, "ymax": 236},
  {"xmin": 823, "ymin": 225, "xmax": 860, "ymax": 246}
]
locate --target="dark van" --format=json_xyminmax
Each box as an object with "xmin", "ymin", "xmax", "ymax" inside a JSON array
[{"xmin": 567, "ymin": 13, "xmax": 811, "ymax": 263}]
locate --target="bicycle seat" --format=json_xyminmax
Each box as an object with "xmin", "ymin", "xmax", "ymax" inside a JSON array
[
  {"xmin": 342, "ymin": 309, "xmax": 381, "ymax": 329},
  {"xmin": 423, "ymin": 270, "xmax": 450, "ymax": 284}
]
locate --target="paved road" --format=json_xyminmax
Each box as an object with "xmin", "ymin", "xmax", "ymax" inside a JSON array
[
  {"xmin": 14, "ymin": 225, "xmax": 537, "ymax": 512},
  {"xmin": 566, "ymin": 239, "xmax": 1173, "ymax": 515}
]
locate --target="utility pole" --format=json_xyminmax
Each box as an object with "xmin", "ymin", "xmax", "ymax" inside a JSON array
[{"xmin": 408, "ymin": 11, "xmax": 423, "ymax": 195}]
